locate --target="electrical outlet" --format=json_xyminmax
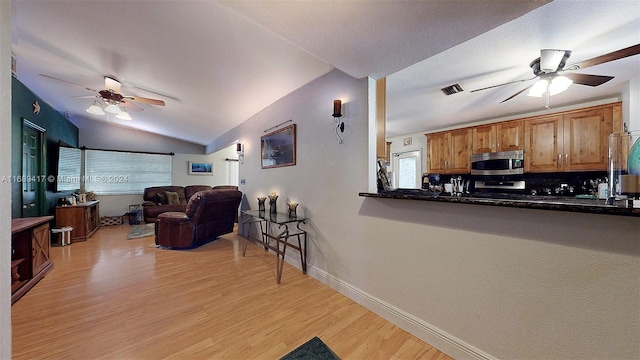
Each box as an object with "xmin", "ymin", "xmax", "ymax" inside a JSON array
[{"xmin": 240, "ymin": 179, "xmax": 246, "ymax": 185}]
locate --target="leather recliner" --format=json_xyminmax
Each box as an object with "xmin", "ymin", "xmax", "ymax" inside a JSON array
[{"xmin": 155, "ymin": 189, "xmax": 242, "ymax": 248}]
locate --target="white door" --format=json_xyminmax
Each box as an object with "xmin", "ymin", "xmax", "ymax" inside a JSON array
[
  {"xmin": 226, "ymin": 159, "xmax": 239, "ymax": 186},
  {"xmin": 393, "ymin": 150, "xmax": 422, "ymax": 188}
]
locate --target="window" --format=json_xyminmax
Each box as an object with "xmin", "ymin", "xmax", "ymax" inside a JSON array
[
  {"xmin": 393, "ymin": 150, "xmax": 422, "ymax": 189},
  {"xmin": 84, "ymin": 150, "xmax": 172, "ymax": 195}
]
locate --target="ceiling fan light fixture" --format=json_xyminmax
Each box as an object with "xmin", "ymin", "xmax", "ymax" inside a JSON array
[
  {"xmin": 527, "ymin": 79, "xmax": 549, "ymax": 97},
  {"xmin": 104, "ymin": 103, "xmax": 121, "ymax": 114},
  {"xmin": 548, "ymin": 75, "xmax": 573, "ymax": 95},
  {"xmin": 116, "ymin": 109, "xmax": 132, "ymax": 120},
  {"xmin": 86, "ymin": 101, "xmax": 105, "ymax": 115}
]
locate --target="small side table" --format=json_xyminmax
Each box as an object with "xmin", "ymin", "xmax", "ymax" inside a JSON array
[
  {"xmin": 241, "ymin": 210, "xmax": 308, "ymax": 284},
  {"xmin": 51, "ymin": 226, "xmax": 73, "ymax": 246}
]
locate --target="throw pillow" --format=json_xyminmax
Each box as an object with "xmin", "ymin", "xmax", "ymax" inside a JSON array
[
  {"xmin": 165, "ymin": 191, "xmax": 180, "ymax": 205},
  {"xmin": 155, "ymin": 192, "xmax": 168, "ymax": 205}
]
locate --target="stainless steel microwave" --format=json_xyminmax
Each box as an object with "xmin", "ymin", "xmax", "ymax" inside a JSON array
[{"xmin": 471, "ymin": 150, "xmax": 524, "ymax": 176}]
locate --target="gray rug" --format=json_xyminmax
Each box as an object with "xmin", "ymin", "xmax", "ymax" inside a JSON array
[
  {"xmin": 280, "ymin": 337, "xmax": 340, "ymax": 360},
  {"xmin": 127, "ymin": 223, "xmax": 155, "ymax": 239}
]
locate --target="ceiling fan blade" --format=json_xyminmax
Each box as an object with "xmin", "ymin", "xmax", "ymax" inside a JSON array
[
  {"xmin": 570, "ymin": 44, "xmax": 640, "ymax": 70},
  {"xmin": 70, "ymin": 95, "xmax": 99, "ymax": 99},
  {"xmin": 471, "ymin": 76, "xmax": 537, "ymax": 92},
  {"xmin": 564, "ymin": 73, "xmax": 614, "ymax": 87},
  {"xmin": 124, "ymin": 96, "xmax": 166, "ymax": 106},
  {"xmin": 39, "ymin": 74, "xmax": 98, "ymax": 93},
  {"xmin": 122, "ymin": 99, "xmax": 144, "ymax": 112},
  {"xmin": 500, "ymin": 85, "xmax": 533, "ymax": 103},
  {"xmin": 104, "ymin": 76, "xmax": 122, "ymax": 94}
]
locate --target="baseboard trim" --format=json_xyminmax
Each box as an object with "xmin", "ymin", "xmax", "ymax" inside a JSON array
[{"xmin": 307, "ymin": 265, "xmax": 494, "ymax": 360}]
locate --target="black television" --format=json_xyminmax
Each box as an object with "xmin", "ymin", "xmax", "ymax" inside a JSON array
[{"xmin": 56, "ymin": 143, "xmax": 82, "ymax": 192}]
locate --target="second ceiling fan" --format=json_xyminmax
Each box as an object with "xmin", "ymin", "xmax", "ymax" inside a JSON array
[
  {"xmin": 471, "ymin": 44, "xmax": 640, "ymax": 108},
  {"xmin": 40, "ymin": 74, "xmax": 166, "ymax": 120}
]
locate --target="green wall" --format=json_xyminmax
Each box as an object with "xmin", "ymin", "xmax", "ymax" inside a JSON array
[{"xmin": 11, "ymin": 77, "xmax": 79, "ymax": 218}]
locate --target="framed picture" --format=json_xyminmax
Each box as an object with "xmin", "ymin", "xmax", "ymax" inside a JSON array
[
  {"xmin": 188, "ymin": 161, "xmax": 213, "ymax": 175},
  {"xmin": 403, "ymin": 137, "xmax": 412, "ymax": 146},
  {"xmin": 261, "ymin": 124, "xmax": 296, "ymax": 169}
]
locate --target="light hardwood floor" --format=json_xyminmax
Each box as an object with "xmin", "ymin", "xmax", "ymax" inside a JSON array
[{"xmin": 12, "ymin": 224, "xmax": 453, "ymax": 359}]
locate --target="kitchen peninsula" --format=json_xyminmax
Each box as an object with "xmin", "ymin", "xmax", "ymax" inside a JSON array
[{"xmin": 359, "ymin": 190, "xmax": 640, "ymax": 217}]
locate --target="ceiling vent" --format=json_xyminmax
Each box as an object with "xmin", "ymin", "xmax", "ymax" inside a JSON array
[{"xmin": 441, "ymin": 84, "xmax": 464, "ymax": 95}]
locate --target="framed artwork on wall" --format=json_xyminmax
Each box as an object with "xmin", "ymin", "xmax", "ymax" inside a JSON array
[
  {"xmin": 261, "ymin": 124, "xmax": 296, "ymax": 169},
  {"xmin": 188, "ymin": 161, "xmax": 213, "ymax": 175}
]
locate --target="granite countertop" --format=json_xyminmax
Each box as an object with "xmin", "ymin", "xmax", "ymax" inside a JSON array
[{"xmin": 359, "ymin": 190, "xmax": 640, "ymax": 217}]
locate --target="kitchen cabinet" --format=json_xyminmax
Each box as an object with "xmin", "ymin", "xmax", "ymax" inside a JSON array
[
  {"xmin": 426, "ymin": 128, "xmax": 472, "ymax": 174},
  {"xmin": 55, "ymin": 200, "xmax": 100, "ymax": 242},
  {"xmin": 11, "ymin": 216, "xmax": 54, "ymax": 304},
  {"xmin": 524, "ymin": 103, "xmax": 618, "ymax": 172},
  {"xmin": 472, "ymin": 120, "xmax": 524, "ymax": 153},
  {"xmin": 378, "ymin": 142, "xmax": 392, "ymax": 164}
]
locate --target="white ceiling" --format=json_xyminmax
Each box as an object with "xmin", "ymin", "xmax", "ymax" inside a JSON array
[{"xmin": 11, "ymin": 0, "xmax": 640, "ymax": 146}]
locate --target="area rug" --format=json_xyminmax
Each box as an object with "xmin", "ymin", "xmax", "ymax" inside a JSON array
[
  {"xmin": 127, "ymin": 223, "xmax": 155, "ymax": 239},
  {"xmin": 280, "ymin": 337, "xmax": 340, "ymax": 360}
]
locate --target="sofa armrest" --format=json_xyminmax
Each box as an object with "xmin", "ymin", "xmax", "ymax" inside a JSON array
[{"xmin": 142, "ymin": 201, "xmax": 156, "ymax": 207}]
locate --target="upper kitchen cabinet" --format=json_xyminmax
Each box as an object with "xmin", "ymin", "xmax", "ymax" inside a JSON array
[
  {"xmin": 524, "ymin": 103, "xmax": 621, "ymax": 172},
  {"xmin": 472, "ymin": 120, "xmax": 524, "ymax": 153},
  {"xmin": 524, "ymin": 115, "xmax": 563, "ymax": 172},
  {"xmin": 426, "ymin": 128, "xmax": 472, "ymax": 174}
]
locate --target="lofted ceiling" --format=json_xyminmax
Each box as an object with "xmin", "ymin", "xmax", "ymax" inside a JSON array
[{"xmin": 11, "ymin": 0, "xmax": 640, "ymax": 146}]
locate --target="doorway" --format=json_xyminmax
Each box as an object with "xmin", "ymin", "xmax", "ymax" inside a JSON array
[
  {"xmin": 392, "ymin": 150, "xmax": 422, "ymax": 189},
  {"xmin": 22, "ymin": 120, "xmax": 46, "ymax": 217}
]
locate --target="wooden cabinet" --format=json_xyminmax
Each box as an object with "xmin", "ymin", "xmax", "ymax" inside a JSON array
[
  {"xmin": 426, "ymin": 128, "xmax": 472, "ymax": 174},
  {"xmin": 524, "ymin": 104, "xmax": 617, "ymax": 172},
  {"xmin": 473, "ymin": 120, "xmax": 524, "ymax": 153},
  {"xmin": 378, "ymin": 142, "xmax": 392, "ymax": 163},
  {"xmin": 11, "ymin": 216, "xmax": 54, "ymax": 304},
  {"xmin": 424, "ymin": 102, "xmax": 620, "ymax": 175},
  {"xmin": 524, "ymin": 115, "xmax": 563, "ymax": 172},
  {"xmin": 55, "ymin": 200, "xmax": 100, "ymax": 242}
]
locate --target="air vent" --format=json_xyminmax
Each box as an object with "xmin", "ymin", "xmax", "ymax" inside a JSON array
[{"xmin": 441, "ymin": 84, "xmax": 464, "ymax": 95}]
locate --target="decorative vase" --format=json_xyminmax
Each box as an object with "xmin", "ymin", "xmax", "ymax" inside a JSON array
[
  {"xmin": 269, "ymin": 195, "xmax": 278, "ymax": 214},
  {"xmin": 257, "ymin": 197, "xmax": 266, "ymax": 212},
  {"xmin": 288, "ymin": 202, "xmax": 298, "ymax": 218}
]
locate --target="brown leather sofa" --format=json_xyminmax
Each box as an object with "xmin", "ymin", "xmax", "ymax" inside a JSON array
[
  {"xmin": 142, "ymin": 185, "xmax": 237, "ymax": 223},
  {"xmin": 155, "ymin": 189, "xmax": 242, "ymax": 248}
]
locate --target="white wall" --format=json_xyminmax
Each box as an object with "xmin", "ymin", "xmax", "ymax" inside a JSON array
[
  {"xmin": 207, "ymin": 69, "xmax": 639, "ymax": 359},
  {"xmin": 623, "ymin": 76, "xmax": 640, "ymax": 131},
  {"xmin": 74, "ymin": 115, "xmax": 204, "ymax": 154},
  {"xmin": 0, "ymin": 1, "xmax": 12, "ymax": 357},
  {"xmin": 172, "ymin": 145, "xmax": 239, "ymax": 187}
]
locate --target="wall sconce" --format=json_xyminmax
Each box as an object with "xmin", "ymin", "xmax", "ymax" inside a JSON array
[
  {"xmin": 236, "ymin": 143, "xmax": 244, "ymax": 164},
  {"xmin": 332, "ymin": 99, "xmax": 344, "ymax": 144}
]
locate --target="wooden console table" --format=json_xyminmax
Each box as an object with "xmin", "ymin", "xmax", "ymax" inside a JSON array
[
  {"xmin": 55, "ymin": 200, "xmax": 100, "ymax": 242},
  {"xmin": 241, "ymin": 210, "xmax": 308, "ymax": 284},
  {"xmin": 11, "ymin": 216, "xmax": 54, "ymax": 304}
]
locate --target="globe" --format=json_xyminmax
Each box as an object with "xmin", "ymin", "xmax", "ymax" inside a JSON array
[{"xmin": 629, "ymin": 136, "xmax": 640, "ymax": 175}]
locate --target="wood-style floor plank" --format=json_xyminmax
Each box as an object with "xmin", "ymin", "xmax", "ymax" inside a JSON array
[{"xmin": 12, "ymin": 224, "xmax": 453, "ymax": 359}]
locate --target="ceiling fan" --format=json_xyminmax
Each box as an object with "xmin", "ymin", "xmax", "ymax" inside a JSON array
[
  {"xmin": 40, "ymin": 74, "xmax": 165, "ymax": 120},
  {"xmin": 471, "ymin": 44, "xmax": 640, "ymax": 108}
]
